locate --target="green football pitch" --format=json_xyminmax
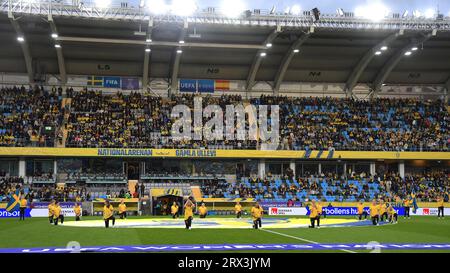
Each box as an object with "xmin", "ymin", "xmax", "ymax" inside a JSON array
[{"xmin": 0, "ymin": 215, "xmax": 449, "ymax": 253}]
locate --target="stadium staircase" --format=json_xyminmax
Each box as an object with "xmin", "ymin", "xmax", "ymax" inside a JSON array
[
  {"xmin": 191, "ymin": 186, "xmax": 203, "ymax": 200},
  {"xmin": 55, "ymin": 98, "xmax": 72, "ymax": 148}
]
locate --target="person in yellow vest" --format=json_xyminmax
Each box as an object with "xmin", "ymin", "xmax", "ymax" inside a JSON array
[
  {"xmin": 403, "ymin": 197, "xmax": 411, "ymax": 219},
  {"xmin": 379, "ymin": 200, "xmax": 388, "ymax": 222},
  {"xmin": 48, "ymin": 200, "xmax": 55, "ymax": 224},
  {"xmin": 198, "ymin": 203, "xmax": 208, "ymax": 218},
  {"xmin": 184, "ymin": 198, "xmax": 195, "ymax": 230},
  {"xmin": 437, "ymin": 195, "xmax": 445, "ymax": 219},
  {"xmin": 74, "ymin": 203, "xmax": 81, "ymax": 221},
  {"xmin": 171, "ymin": 201, "xmax": 179, "ymax": 219},
  {"xmin": 357, "ymin": 201, "xmax": 368, "ymax": 220},
  {"xmin": 235, "ymin": 201, "xmax": 242, "ymax": 219},
  {"xmin": 370, "ymin": 200, "xmax": 379, "ymax": 226},
  {"xmin": 309, "ymin": 200, "xmax": 318, "ymax": 228},
  {"xmin": 387, "ymin": 203, "xmax": 398, "ymax": 224},
  {"xmin": 251, "ymin": 202, "xmax": 263, "ymax": 229},
  {"xmin": 118, "ymin": 200, "xmax": 127, "ymax": 219},
  {"xmin": 316, "ymin": 201, "xmax": 323, "ymax": 228},
  {"xmin": 103, "ymin": 200, "xmax": 115, "ymax": 228},
  {"xmin": 19, "ymin": 196, "xmax": 27, "ymax": 221},
  {"xmin": 53, "ymin": 201, "xmax": 64, "ymax": 225}
]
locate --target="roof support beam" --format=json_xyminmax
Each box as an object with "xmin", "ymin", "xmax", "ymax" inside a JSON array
[
  {"xmin": 370, "ymin": 32, "xmax": 434, "ymax": 98},
  {"xmin": 272, "ymin": 31, "xmax": 311, "ymax": 94},
  {"xmin": 142, "ymin": 18, "xmax": 153, "ymax": 91},
  {"xmin": 56, "ymin": 36, "xmax": 265, "ymax": 50},
  {"xmin": 170, "ymin": 21, "xmax": 188, "ymax": 96},
  {"xmin": 246, "ymin": 26, "xmax": 281, "ymax": 91},
  {"xmin": 8, "ymin": 11, "xmax": 34, "ymax": 84},
  {"xmin": 47, "ymin": 14, "xmax": 67, "ymax": 85},
  {"xmin": 344, "ymin": 32, "xmax": 401, "ymax": 98}
]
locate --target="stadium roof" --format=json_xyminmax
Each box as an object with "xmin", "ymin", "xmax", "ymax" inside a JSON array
[{"xmin": 1, "ymin": 1, "xmax": 450, "ymax": 95}]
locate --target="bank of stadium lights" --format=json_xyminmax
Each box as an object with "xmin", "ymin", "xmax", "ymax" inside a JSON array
[
  {"xmin": 291, "ymin": 5, "xmax": 301, "ymax": 15},
  {"xmin": 381, "ymin": 46, "xmax": 388, "ymax": 51},
  {"xmin": 17, "ymin": 36, "xmax": 24, "ymax": 43},
  {"xmin": 95, "ymin": 0, "xmax": 111, "ymax": 9},
  {"xmin": 354, "ymin": 2, "xmax": 390, "ymax": 22},
  {"xmin": 179, "ymin": 40, "xmax": 185, "ymax": 44},
  {"xmin": 54, "ymin": 44, "xmax": 61, "ymax": 49},
  {"xmin": 146, "ymin": 0, "xmax": 170, "ymax": 15},
  {"xmin": 220, "ymin": 0, "xmax": 247, "ymax": 18},
  {"xmin": 145, "ymin": 48, "xmax": 151, "ymax": 52},
  {"xmin": 375, "ymin": 51, "xmax": 382, "ymax": 55},
  {"xmin": 266, "ymin": 43, "xmax": 272, "ymax": 48},
  {"xmin": 171, "ymin": 0, "xmax": 197, "ymax": 16},
  {"xmin": 51, "ymin": 33, "xmax": 58, "ymax": 39},
  {"xmin": 424, "ymin": 8, "xmax": 436, "ymax": 19},
  {"xmin": 260, "ymin": 52, "xmax": 267, "ymax": 57},
  {"xmin": 293, "ymin": 49, "xmax": 300, "ymax": 53},
  {"xmin": 146, "ymin": 38, "xmax": 152, "ymax": 43},
  {"xmin": 404, "ymin": 51, "xmax": 412, "ymax": 56},
  {"xmin": 176, "ymin": 49, "xmax": 182, "ymax": 54},
  {"xmin": 411, "ymin": 47, "xmax": 418, "ymax": 51}
]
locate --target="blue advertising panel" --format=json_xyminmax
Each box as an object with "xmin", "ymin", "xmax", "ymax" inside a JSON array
[
  {"xmin": 306, "ymin": 206, "xmax": 405, "ymax": 216},
  {"xmin": 197, "ymin": 79, "xmax": 215, "ymax": 93},
  {"xmin": 179, "ymin": 79, "xmax": 197, "ymax": 92},
  {"xmin": 121, "ymin": 77, "xmax": 140, "ymax": 90},
  {"xmin": 104, "ymin": 76, "xmax": 121, "ymax": 88},
  {"xmin": 0, "ymin": 208, "xmax": 31, "ymax": 218}
]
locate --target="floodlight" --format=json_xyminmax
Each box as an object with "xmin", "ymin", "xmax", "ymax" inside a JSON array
[
  {"xmin": 147, "ymin": 0, "xmax": 169, "ymax": 15},
  {"xmin": 51, "ymin": 33, "xmax": 58, "ymax": 39},
  {"xmin": 424, "ymin": 8, "xmax": 435, "ymax": 19},
  {"xmin": 171, "ymin": 0, "xmax": 197, "ymax": 16},
  {"xmin": 355, "ymin": 3, "xmax": 390, "ymax": 22},
  {"xmin": 54, "ymin": 44, "xmax": 61, "ymax": 48},
  {"xmin": 260, "ymin": 52, "xmax": 267, "ymax": 57},
  {"xmin": 220, "ymin": 0, "xmax": 246, "ymax": 18},
  {"xmin": 291, "ymin": 5, "xmax": 301, "ymax": 15},
  {"xmin": 95, "ymin": 0, "xmax": 111, "ymax": 9},
  {"xmin": 17, "ymin": 36, "xmax": 24, "ymax": 42},
  {"xmin": 404, "ymin": 51, "xmax": 412, "ymax": 56}
]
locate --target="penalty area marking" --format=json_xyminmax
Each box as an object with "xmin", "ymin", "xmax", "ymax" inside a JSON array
[{"xmin": 260, "ymin": 228, "xmax": 357, "ymax": 253}]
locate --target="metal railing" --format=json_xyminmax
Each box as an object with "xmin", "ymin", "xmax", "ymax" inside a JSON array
[{"xmin": 1, "ymin": 0, "xmax": 450, "ymax": 31}]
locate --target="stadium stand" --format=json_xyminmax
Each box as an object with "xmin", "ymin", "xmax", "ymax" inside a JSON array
[
  {"xmin": 0, "ymin": 86, "xmax": 63, "ymax": 147},
  {"xmin": 0, "ymin": 87, "xmax": 448, "ymax": 151},
  {"xmin": 197, "ymin": 172, "xmax": 449, "ymax": 203}
]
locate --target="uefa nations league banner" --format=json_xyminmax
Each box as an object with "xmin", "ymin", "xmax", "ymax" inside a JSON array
[{"xmin": 0, "ymin": 202, "xmax": 79, "ymax": 218}]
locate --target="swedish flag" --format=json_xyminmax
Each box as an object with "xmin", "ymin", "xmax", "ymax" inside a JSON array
[
  {"xmin": 87, "ymin": 76, "xmax": 104, "ymax": 87},
  {"xmin": 6, "ymin": 188, "xmax": 21, "ymax": 212}
]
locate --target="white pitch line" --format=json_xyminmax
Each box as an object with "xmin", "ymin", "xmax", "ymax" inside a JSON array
[{"xmin": 260, "ymin": 228, "xmax": 357, "ymax": 253}]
